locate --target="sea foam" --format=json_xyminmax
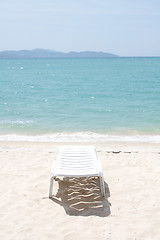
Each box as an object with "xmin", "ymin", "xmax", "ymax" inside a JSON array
[{"xmin": 0, "ymin": 132, "xmax": 160, "ymax": 143}]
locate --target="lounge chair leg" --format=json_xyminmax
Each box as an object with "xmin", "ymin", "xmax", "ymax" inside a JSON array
[
  {"xmin": 99, "ymin": 176, "xmax": 105, "ymax": 197},
  {"xmin": 49, "ymin": 176, "xmax": 54, "ymax": 198}
]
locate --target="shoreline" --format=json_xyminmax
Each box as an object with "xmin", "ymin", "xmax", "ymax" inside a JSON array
[{"xmin": 0, "ymin": 132, "xmax": 160, "ymax": 143}]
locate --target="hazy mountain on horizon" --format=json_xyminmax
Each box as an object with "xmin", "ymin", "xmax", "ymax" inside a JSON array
[{"xmin": 0, "ymin": 49, "xmax": 119, "ymax": 58}]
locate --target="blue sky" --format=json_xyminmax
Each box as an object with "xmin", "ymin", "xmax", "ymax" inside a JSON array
[{"xmin": 0, "ymin": 0, "xmax": 160, "ymax": 56}]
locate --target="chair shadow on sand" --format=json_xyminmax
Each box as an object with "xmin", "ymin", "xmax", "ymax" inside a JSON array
[{"xmin": 50, "ymin": 176, "xmax": 111, "ymax": 217}]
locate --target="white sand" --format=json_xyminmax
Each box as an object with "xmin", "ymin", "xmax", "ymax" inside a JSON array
[{"xmin": 0, "ymin": 141, "xmax": 160, "ymax": 240}]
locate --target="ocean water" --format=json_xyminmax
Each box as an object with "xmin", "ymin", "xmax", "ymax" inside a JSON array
[{"xmin": 0, "ymin": 57, "xmax": 160, "ymax": 142}]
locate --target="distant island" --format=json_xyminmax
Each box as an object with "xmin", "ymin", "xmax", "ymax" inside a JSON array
[{"xmin": 0, "ymin": 49, "xmax": 119, "ymax": 58}]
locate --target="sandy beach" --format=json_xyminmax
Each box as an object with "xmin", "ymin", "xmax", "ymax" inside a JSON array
[{"xmin": 0, "ymin": 141, "xmax": 160, "ymax": 240}]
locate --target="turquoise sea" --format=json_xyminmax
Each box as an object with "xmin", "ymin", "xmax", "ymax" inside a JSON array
[{"xmin": 0, "ymin": 57, "xmax": 160, "ymax": 142}]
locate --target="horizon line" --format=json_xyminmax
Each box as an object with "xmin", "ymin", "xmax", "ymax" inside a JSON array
[{"xmin": 0, "ymin": 49, "xmax": 159, "ymax": 58}]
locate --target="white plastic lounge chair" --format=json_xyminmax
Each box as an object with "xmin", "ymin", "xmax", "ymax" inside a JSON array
[{"xmin": 49, "ymin": 145, "xmax": 105, "ymax": 198}]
